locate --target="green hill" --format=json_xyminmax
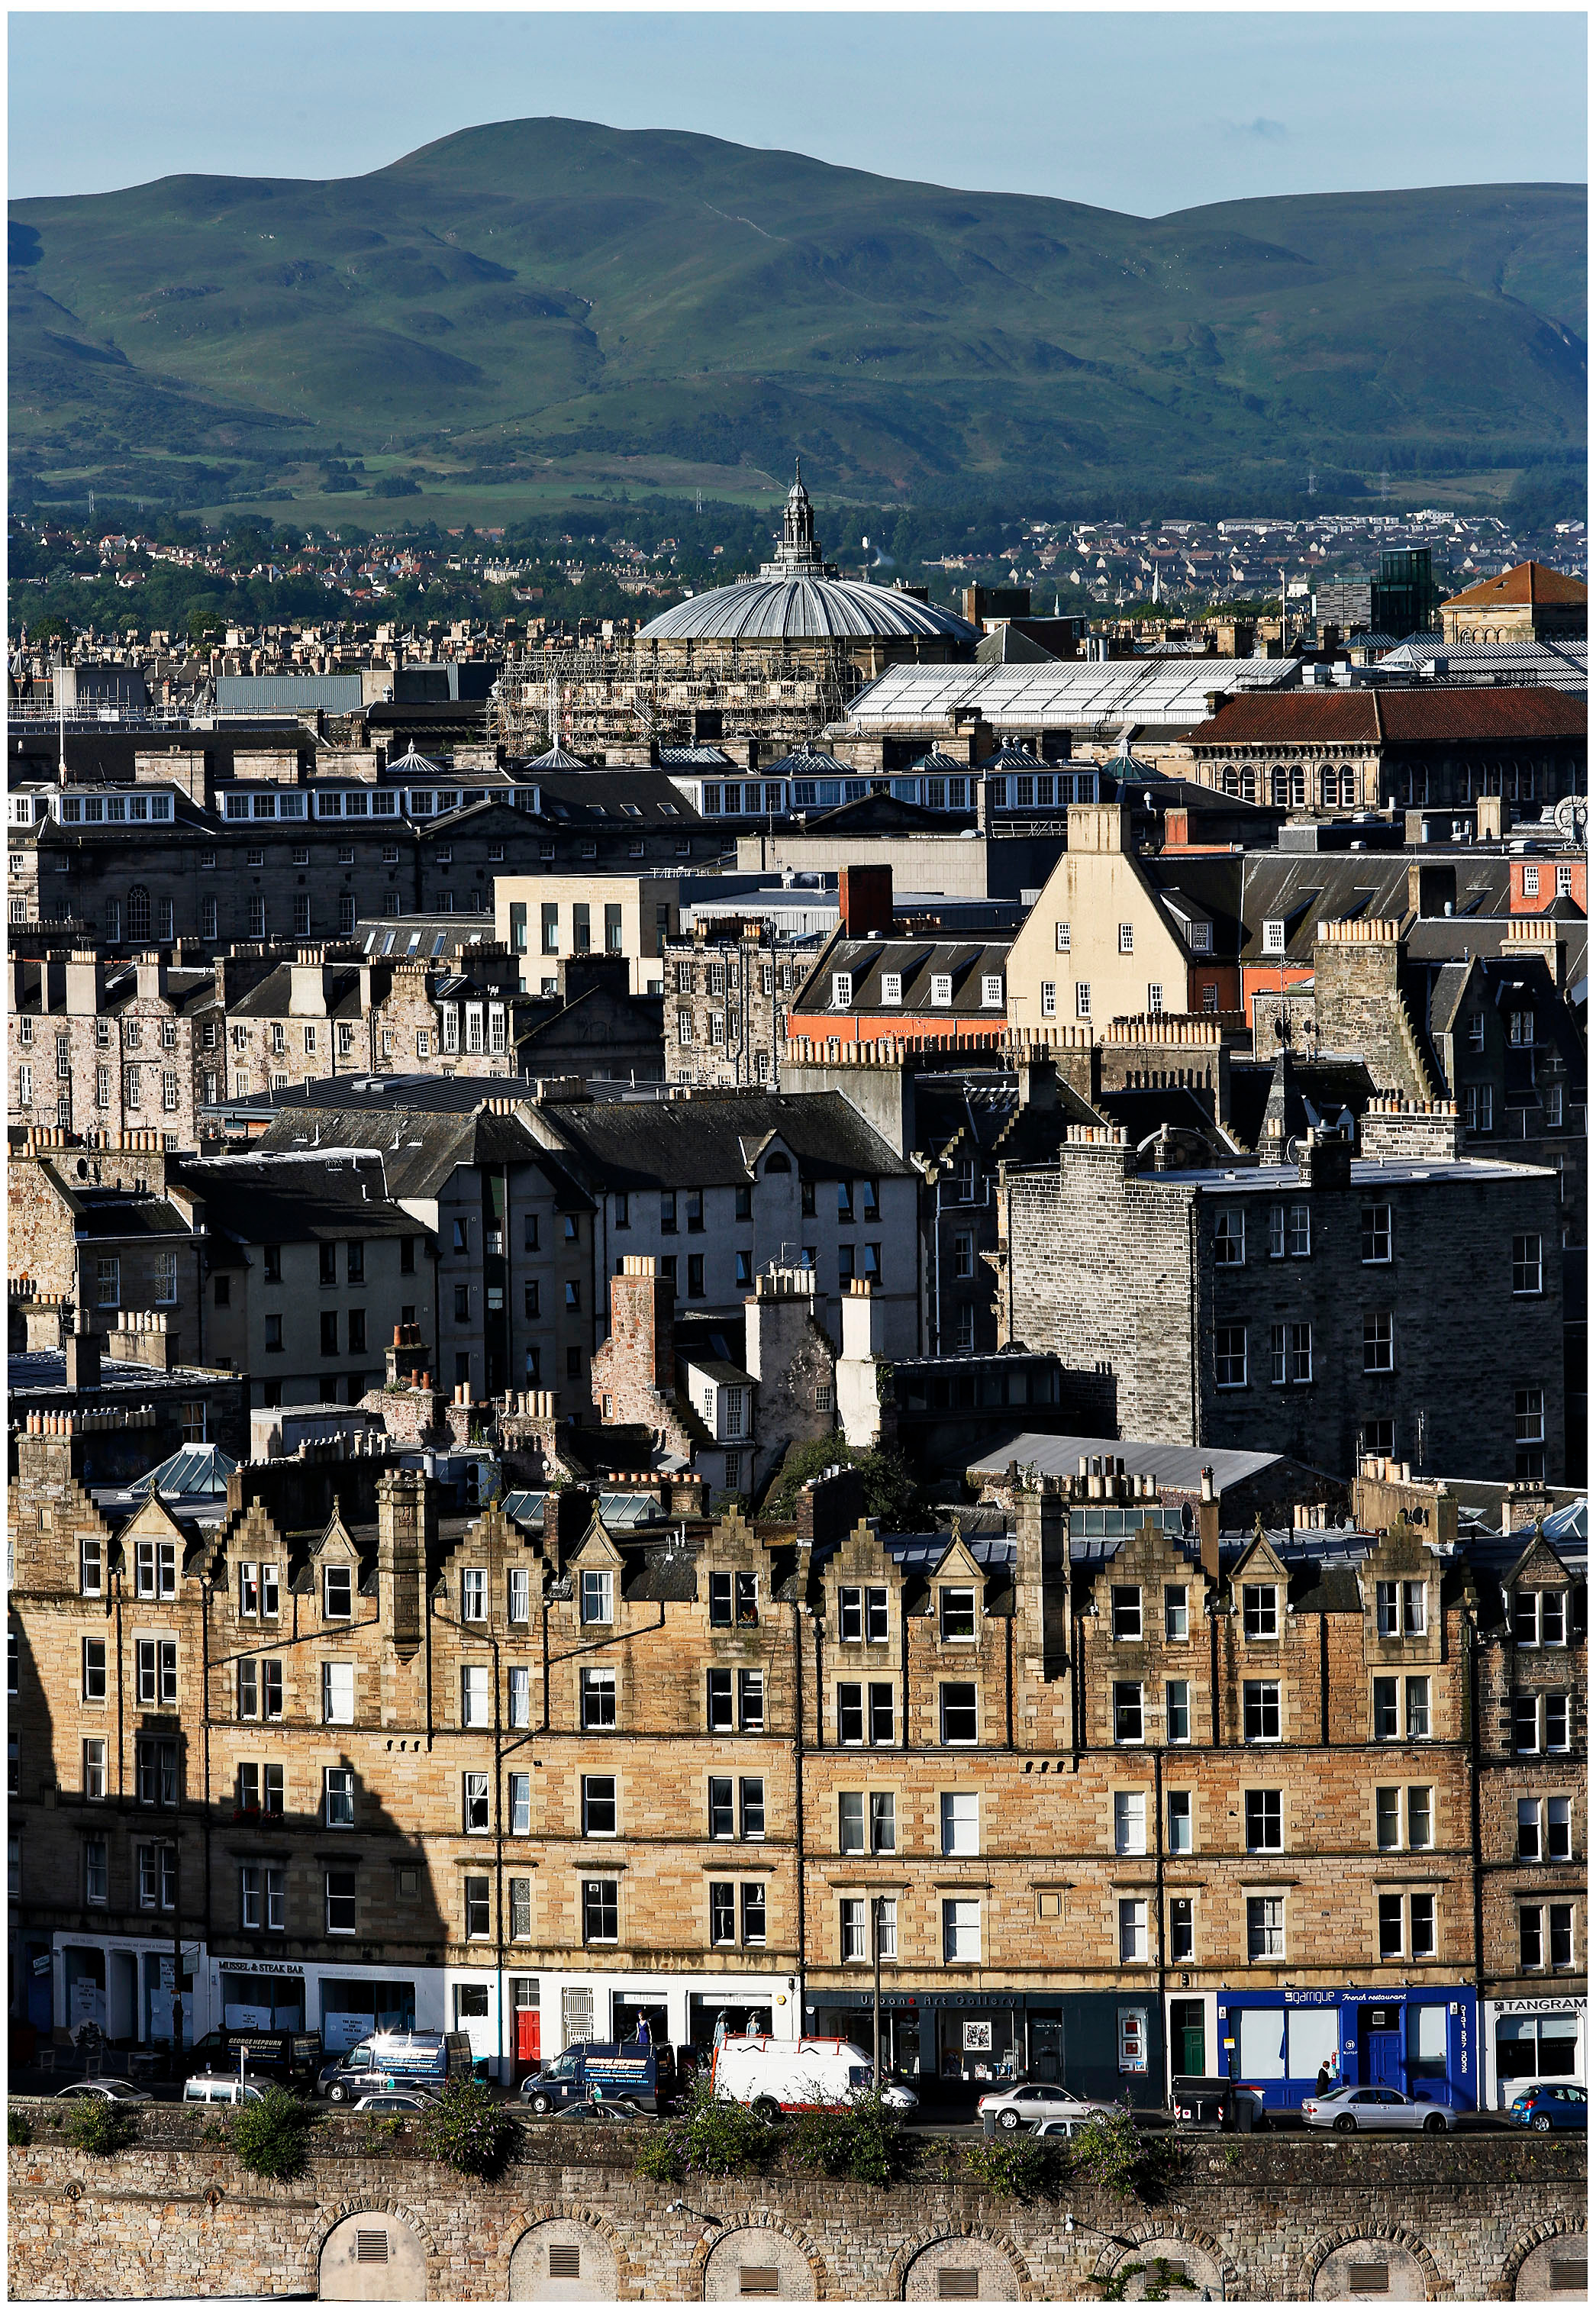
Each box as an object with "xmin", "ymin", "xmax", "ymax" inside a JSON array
[{"xmin": 8, "ymin": 118, "xmax": 1587, "ymax": 510}]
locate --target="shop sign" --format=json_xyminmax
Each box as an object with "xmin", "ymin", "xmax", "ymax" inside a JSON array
[
  {"xmin": 1491, "ymin": 1995, "xmax": 1588, "ymax": 2017},
  {"xmin": 220, "ymin": 1958, "xmax": 305, "ymax": 1976}
]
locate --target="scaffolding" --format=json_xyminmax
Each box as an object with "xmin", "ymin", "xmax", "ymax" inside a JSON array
[{"xmin": 491, "ymin": 638, "xmax": 863, "ymax": 764}]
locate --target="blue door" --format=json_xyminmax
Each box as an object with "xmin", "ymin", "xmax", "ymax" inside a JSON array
[{"xmin": 1359, "ymin": 2005, "xmax": 1402, "ymax": 2090}]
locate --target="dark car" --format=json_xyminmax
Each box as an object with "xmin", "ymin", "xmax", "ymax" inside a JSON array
[
  {"xmin": 188, "ymin": 2029, "xmax": 321, "ymax": 2084},
  {"xmin": 553, "ymin": 2097, "xmax": 643, "ymax": 2124},
  {"xmin": 1509, "ymin": 2082, "xmax": 1587, "ymax": 2132}
]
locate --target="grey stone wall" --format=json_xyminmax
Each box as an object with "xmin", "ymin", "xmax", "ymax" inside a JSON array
[{"xmin": 7, "ymin": 2116, "xmax": 1585, "ymax": 2301}]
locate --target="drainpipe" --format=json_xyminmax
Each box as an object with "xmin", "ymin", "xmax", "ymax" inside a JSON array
[
  {"xmin": 792, "ymin": 1602, "xmax": 807, "ymax": 2043},
  {"xmin": 1154, "ymin": 1747, "xmax": 1168, "ymax": 2108}
]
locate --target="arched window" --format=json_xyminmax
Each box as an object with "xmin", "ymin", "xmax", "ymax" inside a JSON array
[
  {"xmin": 763, "ymin": 1153, "xmax": 791, "ymax": 1175},
  {"xmin": 1340, "ymin": 767, "xmax": 1358, "ymax": 807},
  {"xmin": 1271, "ymin": 767, "xmax": 1291, "ymax": 808},
  {"xmin": 126, "ymin": 886, "xmax": 151, "ymax": 940},
  {"xmin": 1240, "ymin": 767, "xmax": 1256, "ymax": 804},
  {"xmin": 1289, "ymin": 768, "xmax": 1306, "ymax": 808},
  {"xmin": 1222, "ymin": 766, "xmax": 1239, "ymax": 799}
]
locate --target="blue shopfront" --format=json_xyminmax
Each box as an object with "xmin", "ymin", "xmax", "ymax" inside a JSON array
[{"xmin": 1217, "ymin": 1986, "xmax": 1476, "ymax": 2115}]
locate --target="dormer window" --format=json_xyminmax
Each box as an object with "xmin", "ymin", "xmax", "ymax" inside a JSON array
[
  {"xmin": 832, "ymin": 973, "xmax": 853, "ymax": 1009},
  {"xmin": 882, "ymin": 973, "xmax": 902, "ymax": 1005},
  {"xmin": 930, "ymin": 974, "xmax": 953, "ymax": 1007},
  {"xmin": 940, "ymin": 1586, "xmax": 978, "ymax": 1642},
  {"xmin": 1242, "ymin": 1584, "xmax": 1278, "ymax": 1640},
  {"xmin": 981, "ymin": 975, "xmax": 1004, "ymax": 1008},
  {"xmin": 1262, "ymin": 920, "xmax": 1285, "ymax": 954},
  {"xmin": 135, "ymin": 1540, "xmax": 176, "ymax": 1600},
  {"xmin": 324, "ymin": 1566, "xmax": 353, "ymax": 1620},
  {"xmin": 1375, "ymin": 1579, "xmax": 1427, "ymax": 1639},
  {"xmin": 581, "ymin": 1570, "xmax": 614, "ymax": 1627},
  {"xmin": 462, "ymin": 1569, "xmax": 487, "ymax": 1623},
  {"xmin": 1516, "ymin": 1589, "xmax": 1567, "ymax": 1648},
  {"xmin": 240, "ymin": 1562, "xmax": 259, "ymax": 1618},
  {"xmin": 1189, "ymin": 922, "xmax": 1212, "ymax": 954}
]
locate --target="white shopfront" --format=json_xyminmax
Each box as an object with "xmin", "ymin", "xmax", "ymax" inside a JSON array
[
  {"xmin": 53, "ymin": 1933, "xmax": 208, "ymax": 2047},
  {"xmin": 1483, "ymin": 1992, "xmax": 1586, "ymax": 2110}
]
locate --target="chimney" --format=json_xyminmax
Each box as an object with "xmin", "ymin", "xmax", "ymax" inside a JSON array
[
  {"xmin": 1197, "ymin": 1466, "xmax": 1220, "ymax": 1584},
  {"xmin": 376, "ymin": 1468, "xmax": 433, "ymax": 1656},
  {"xmin": 550, "ymin": 1486, "xmax": 595, "ymax": 1564},
  {"xmin": 795, "ymin": 1463, "xmax": 866, "ymax": 1547},
  {"xmin": 839, "ymin": 864, "xmax": 892, "ymax": 940},
  {"xmin": 1017, "ymin": 1050, "xmax": 1057, "ymax": 1112},
  {"xmin": 65, "ymin": 1312, "xmax": 102, "ymax": 1390},
  {"xmin": 65, "ymin": 951, "xmax": 105, "ymax": 1018}
]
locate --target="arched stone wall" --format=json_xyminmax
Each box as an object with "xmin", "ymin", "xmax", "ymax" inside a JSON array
[
  {"xmin": 699, "ymin": 2222, "xmax": 823, "ymax": 2301},
  {"xmin": 318, "ymin": 2208, "xmax": 429, "ymax": 2301},
  {"xmin": 1507, "ymin": 2227, "xmax": 1587, "ymax": 2302},
  {"xmin": 1306, "ymin": 2228, "xmax": 1442, "ymax": 2302},
  {"xmin": 897, "ymin": 2231, "xmax": 1030, "ymax": 2302},
  {"xmin": 1096, "ymin": 2223, "xmax": 1234, "ymax": 2302},
  {"xmin": 508, "ymin": 2215, "xmax": 621, "ymax": 2302}
]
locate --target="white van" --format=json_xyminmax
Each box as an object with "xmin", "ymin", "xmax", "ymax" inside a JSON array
[
  {"xmin": 713, "ymin": 2035, "xmax": 918, "ymax": 2117},
  {"xmin": 182, "ymin": 2073, "xmax": 271, "ymax": 2106}
]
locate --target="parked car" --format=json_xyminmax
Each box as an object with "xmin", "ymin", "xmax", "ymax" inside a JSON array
[
  {"xmin": 1301, "ymin": 2085, "xmax": 1454, "ymax": 2134},
  {"xmin": 1508, "ymin": 2083, "xmax": 1587, "ymax": 2133},
  {"xmin": 713, "ymin": 2035, "xmax": 918, "ymax": 2119},
  {"xmin": 182, "ymin": 2074, "xmax": 272, "ymax": 2107},
  {"xmin": 520, "ymin": 2038, "xmax": 677, "ymax": 2117},
  {"xmin": 978, "ymin": 2082, "xmax": 1117, "ymax": 2133},
  {"xmin": 53, "ymin": 2079, "xmax": 153, "ymax": 2105},
  {"xmin": 318, "ymin": 2031, "xmax": 475, "ymax": 2102},
  {"xmin": 553, "ymin": 2097, "xmax": 643, "ymax": 2124},
  {"xmin": 186, "ymin": 2029, "xmax": 321, "ymax": 2082},
  {"xmin": 351, "ymin": 2090, "xmax": 438, "ymax": 2114}
]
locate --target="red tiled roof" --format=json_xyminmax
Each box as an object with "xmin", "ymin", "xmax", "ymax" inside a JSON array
[
  {"xmin": 1441, "ymin": 560, "xmax": 1588, "ymax": 609},
  {"xmin": 1189, "ymin": 687, "xmax": 1586, "ymax": 747}
]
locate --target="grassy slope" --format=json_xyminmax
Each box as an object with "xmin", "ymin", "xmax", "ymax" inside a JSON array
[{"xmin": 9, "ymin": 120, "xmax": 1587, "ymax": 498}]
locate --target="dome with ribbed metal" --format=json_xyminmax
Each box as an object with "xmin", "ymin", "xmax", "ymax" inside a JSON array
[{"xmin": 637, "ymin": 460, "xmax": 975, "ymax": 647}]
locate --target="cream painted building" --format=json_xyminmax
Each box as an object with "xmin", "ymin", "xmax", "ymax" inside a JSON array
[
  {"xmin": 494, "ymin": 874, "xmax": 683, "ymax": 996},
  {"xmin": 1006, "ymin": 803, "xmax": 1221, "ymax": 1033}
]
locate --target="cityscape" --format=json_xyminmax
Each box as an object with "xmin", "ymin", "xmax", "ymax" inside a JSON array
[{"xmin": 5, "ymin": 13, "xmax": 1588, "ymax": 2308}]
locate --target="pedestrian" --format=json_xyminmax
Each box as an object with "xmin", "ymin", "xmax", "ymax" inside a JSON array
[{"xmin": 1315, "ymin": 2058, "xmax": 1331, "ymax": 2098}]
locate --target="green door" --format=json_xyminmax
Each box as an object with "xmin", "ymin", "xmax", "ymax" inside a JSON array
[{"xmin": 1172, "ymin": 2000, "xmax": 1205, "ymax": 2076}]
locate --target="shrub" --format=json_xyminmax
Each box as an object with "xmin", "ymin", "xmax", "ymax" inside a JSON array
[
  {"xmin": 961, "ymin": 2130, "xmax": 1061, "ymax": 2199},
  {"xmin": 1070, "ymin": 2106, "xmax": 1173, "ymax": 2203},
  {"xmin": 63, "ymin": 2097, "xmax": 135, "ymax": 2157},
  {"xmin": 418, "ymin": 2076, "xmax": 513, "ymax": 2179},
  {"xmin": 8, "ymin": 2111, "xmax": 33, "ymax": 2147},
  {"xmin": 640, "ymin": 2081, "xmax": 775, "ymax": 2182},
  {"xmin": 787, "ymin": 2092, "xmax": 908, "ymax": 2189},
  {"xmin": 231, "ymin": 2086, "xmax": 313, "ymax": 2181}
]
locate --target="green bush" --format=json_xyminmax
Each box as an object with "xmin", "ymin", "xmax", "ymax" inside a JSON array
[
  {"xmin": 231, "ymin": 2086, "xmax": 313, "ymax": 2181},
  {"xmin": 1069, "ymin": 2106, "xmax": 1173, "ymax": 2202},
  {"xmin": 418, "ymin": 2077, "xmax": 513, "ymax": 2179},
  {"xmin": 640, "ymin": 2080, "xmax": 775, "ymax": 2182},
  {"xmin": 961, "ymin": 2129, "xmax": 1061, "ymax": 2200},
  {"xmin": 787, "ymin": 2092, "xmax": 907, "ymax": 2188},
  {"xmin": 63, "ymin": 2097, "xmax": 135, "ymax": 2157},
  {"xmin": 8, "ymin": 2110, "xmax": 33, "ymax": 2147},
  {"xmin": 762, "ymin": 1438, "xmax": 923, "ymax": 1530}
]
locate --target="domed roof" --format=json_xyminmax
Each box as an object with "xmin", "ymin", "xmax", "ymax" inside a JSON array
[
  {"xmin": 638, "ymin": 457, "xmax": 975, "ymax": 648},
  {"xmin": 638, "ymin": 576, "xmax": 975, "ymax": 646}
]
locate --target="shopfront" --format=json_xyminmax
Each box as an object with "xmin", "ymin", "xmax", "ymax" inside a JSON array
[
  {"xmin": 803, "ymin": 1991, "xmax": 1161, "ymax": 2108},
  {"xmin": 221, "ymin": 1964, "xmax": 305, "ymax": 2032},
  {"xmin": 318, "ymin": 1974, "xmax": 418, "ymax": 2051},
  {"xmin": 1485, "ymin": 1995, "xmax": 1586, "ymax": 2111},
  {"xmin": 1217, "ymin": 1986, "xmax": 1476, "ymax": 2115},
  {"xmin": 47, "ymin": 1934, "xmax": 203, "ymax": 2050}
]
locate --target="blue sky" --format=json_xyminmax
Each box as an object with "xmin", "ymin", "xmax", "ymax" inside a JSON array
[{"xmin": 8, "ymin": 11, "xmax": 1587, "ymax": 214}]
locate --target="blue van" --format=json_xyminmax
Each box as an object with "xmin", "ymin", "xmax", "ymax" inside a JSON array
[
  {"xmin": 318, "ymin": 2030, "xmax": 476, "ymax": 2102},
  {"xmin": 519, "ymin": 2038, "xmax": 676, "ymax": 2115}
]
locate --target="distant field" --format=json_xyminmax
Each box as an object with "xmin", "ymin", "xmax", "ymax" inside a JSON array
[{"xmin": 9, "ymin": 120, "xmax": 1586, "ymax": 511}]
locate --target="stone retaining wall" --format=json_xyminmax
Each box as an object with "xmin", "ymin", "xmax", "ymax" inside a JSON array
[{"xmin": 8, "ymin": 2111, "xmax": 1586, "ymax": 2302}]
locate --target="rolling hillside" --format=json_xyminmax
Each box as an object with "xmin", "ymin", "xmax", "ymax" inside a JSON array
[{"xmin": 8, "ymin": 118, "xmax": 1587, "ymax": 508}]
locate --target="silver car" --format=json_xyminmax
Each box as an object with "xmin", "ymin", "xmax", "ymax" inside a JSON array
[
  {"xmin": 351, "ymin": 2090, "xmax": 437, "ymax": 2113},
  {"xmin": 1301, "ymin": 2084, "xmax": 1454, "ymax": 2134},
  {"xmin": 977, "ymin": 2082, "xmax": 1117, "ymax": 2132},
  {"xmin": 53, "ymin": 2079, "xmax": 153, "ymax": 2105}
]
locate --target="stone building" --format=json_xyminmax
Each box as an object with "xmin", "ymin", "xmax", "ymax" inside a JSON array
[
  {"xmin": 1173, "ymin": 686, "xmax": 1585, "ymax": 818},
  {"xmin": 8, "ymin": 1440, "xmax": 1582, "ymax": 2114},
  {"xmin": 998, "ymin": 1115, "xmax": 1566, "ymax": 1483},
  {"xmin": 659, "ymin": 918, "xmax": 805, "ymax": 1090},
  {"xmin": 1439, "ymin": 560, "xmax": 1588, "ymax": 646}
]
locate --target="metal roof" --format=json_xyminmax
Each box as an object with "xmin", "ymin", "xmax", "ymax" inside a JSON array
[
  {"xmin": 840, "ymin": 657, "xmax": 1301, "ymax": 734},
  {"xmin": 966, "ymin": 1430, "xmax": 1294, "ymax": 1491},
  {"xmin": 500, "ymin": 1489, "xmax": 667, "ymax": 1529},
  {"xmin": 130, "ymin": 1444, "xmax": 240, "ymax": 1500},
  {"xmin": 639, "ymin": 576, "xmax": 975, "ymax": 646}
]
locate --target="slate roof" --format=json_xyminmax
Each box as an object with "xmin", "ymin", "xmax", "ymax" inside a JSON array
[
  {"xmin": 179, "ymin": 1151, "xmax": 417, "ymax": 1240},
  {"xmin": 254, "ymin": 1103, "xmax": 592, "ymax": 1208},
  {"xmin": 69, "ymin": 1189, "xmax": 194, "ymax": 1241},
  {"xmin": 539, "ymin": 1089, "xmax": 911, "ymax": 1189},
  {"xmin": 792, "ymin": 937, "xmax": 1012, "ymax": 1019},
  {"xmin": 227, "ymin": 964, "xmax": 366, "ymax": 1020}
]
